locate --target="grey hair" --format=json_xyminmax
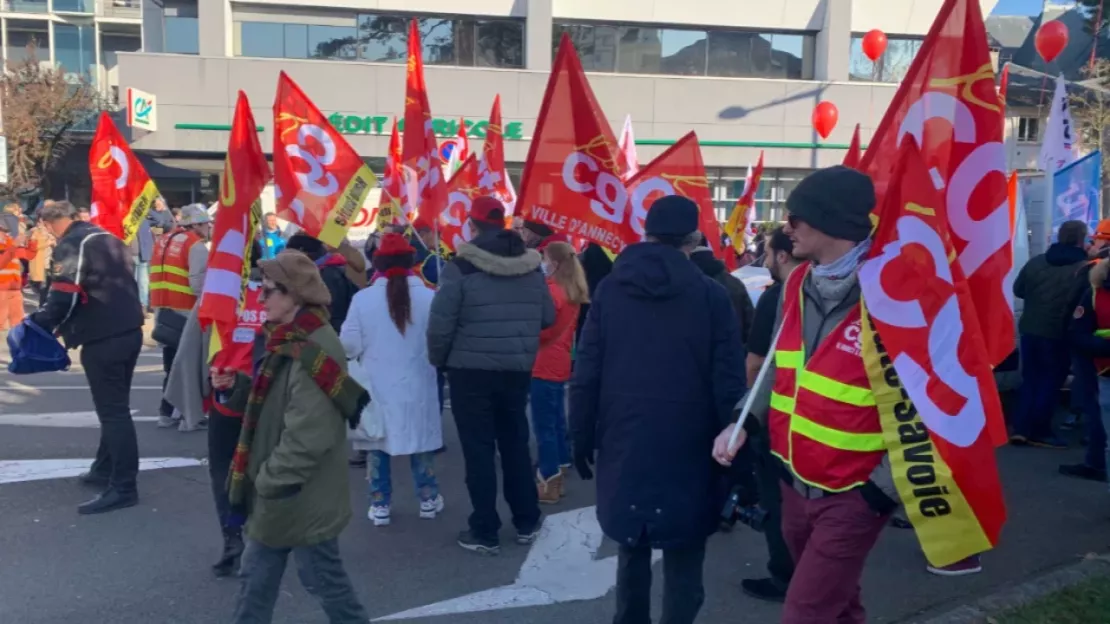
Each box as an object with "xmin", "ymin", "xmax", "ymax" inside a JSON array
[{"xmin": 38, "ymin": 200, "xmax": 78, "ymax": 222}]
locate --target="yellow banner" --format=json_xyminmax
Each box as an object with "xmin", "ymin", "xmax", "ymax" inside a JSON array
[
  {"xmin": 319, "ymin": 164, "xmax": 378, "ymax": 247},
  {"xmin": 723, "ymin": 202, "xmax": 749, "ymax": 255},
  {"xmin": 860, "ymin": 302, "xmax": 992, "ymax": 567},
  {"xmin": 121, "ymin": 180, "xmax": 160, "ymax": 245}
]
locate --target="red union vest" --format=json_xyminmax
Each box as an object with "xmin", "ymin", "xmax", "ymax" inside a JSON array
[
  {"xmin": 211, "ymin": 283, "xmax": 264, "ymax": 376},
  {"xmin": 151, "ymin": 229, "xmax": 202, "ymax": 311},
  {"xmin": 767, "ymin": 263, "xmax": 885, "ymax": 492},
  {"xmin": 1092, "ymin": 288, "xmax": 1110, "ymax": 374}
]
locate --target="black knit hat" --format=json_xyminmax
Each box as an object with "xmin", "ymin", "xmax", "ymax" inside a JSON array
[
  {"xmin": 786, "ymin": 166, "xmax": 875, "ymax": 243},
  {"xmin": 645, "ymin": 195, "xmax": 699, "ymax": 238}
]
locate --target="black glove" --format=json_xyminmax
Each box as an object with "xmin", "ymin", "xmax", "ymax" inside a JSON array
[{"xmin": 574, "ymin": 448, "xmax": 595, "ymax": 481}]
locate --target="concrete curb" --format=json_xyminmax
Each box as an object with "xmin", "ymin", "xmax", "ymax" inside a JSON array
[{"xmin": 917, "ymin": 555, "xmax": 1110, "ymax": 623}]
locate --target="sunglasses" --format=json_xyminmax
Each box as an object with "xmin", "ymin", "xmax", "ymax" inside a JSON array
[
  {"xmin": 260, "ymin": 283, "xmax": 287, "ymax": 300},
  {"xmin": 787, "ymin": 214, "xmax": 803, "ymax": 228}
]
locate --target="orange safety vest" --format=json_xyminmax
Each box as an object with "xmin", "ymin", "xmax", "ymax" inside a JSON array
[
  {"xmin": 767, "ymin": 263, "xmax": 885, "ymax": 492},
  {"xmin": 1092, "ymin": 288, "xmax": 1110, "ymax": 374},
  {"xmin": 150, "ymin": 229, "xmax": 202, "ymax": 311},
  {"xmin": 0, "ymin": 234, "xmax": 22, "ymax": 289}
]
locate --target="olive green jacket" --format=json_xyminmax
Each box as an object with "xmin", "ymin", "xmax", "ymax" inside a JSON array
[{"xmin": 242, "ymin": 325, "xmax": 353, "ymax": 548}]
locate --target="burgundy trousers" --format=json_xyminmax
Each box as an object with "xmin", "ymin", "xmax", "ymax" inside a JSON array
[{"xmin": 779, "ymin": 483, "xmax": 889, "ymax": 624}]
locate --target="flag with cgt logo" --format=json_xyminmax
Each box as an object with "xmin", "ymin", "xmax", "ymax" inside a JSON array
[{"xmin": 88, "ymin": 112, "xmax": 160, "ymax": 244}]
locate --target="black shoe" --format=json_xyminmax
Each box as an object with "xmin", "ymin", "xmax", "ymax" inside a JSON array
[
  {"xmin": 1059, "ymin": 463, "xmax": 1108, "ymax": 482},
  {"xmin": 349, "ymin": 450, "xmax": 368, "ymax": 468},
  {"xmin": 516, "ymin": 525, "xmax": 542, "ymax": 545},
  {"xmin": 741, "ymin": 578, "xmax": 787, "ymax": 603},
  {"xmin": 77, "ymin": 472, "xmax": 110, "ymax": 488},
  {"xmin": 77, "ymin": 488, "xmax": 138, "ymax": 515},
  {"xmin": 212, "ymin": 529, "xmax": 245, "ymax": 578},
  {"xmin": 457, "ymin": 530, "xmax": 500, "ymax": 556}
]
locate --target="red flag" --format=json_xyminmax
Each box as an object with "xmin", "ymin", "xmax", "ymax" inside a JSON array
[
  {"xmin": 723, "ymin": 152, "xmax": 764, "ymax": 255},
  {"xmin": 439, "ymin": 154, "xmax": 481, "ymax": 253},
  {"xmin": 843, "ymin": 124, "xmax": 862, "ymax": 169},
  {"xmin": 858, "ymin": 0, "xmax": 1012, "ymax": 372},
  {"xmin": 999, "ymin": 63, "xmax": 1010, "ymax": 101},
  {"xmin": 626, "ymin": 132, "xmax": 720, "ymax": 256},
  {"xmin": 272, "ymin": 71, "xmax": 377, "ymax": 247},
  {"xmin": 518, "ymin": 34, "xmax": 629, "ymax": 253},
  {"xmin": 402, "ymin": 20, "xmax": 447, "ymax": 223},
  {"xmin": 859, "ymin": 137, "xmax": 1006, "ymax": 566},
  {"xmin": 198, "ymin": 91, "xmax": 271, "ymax": 332},
  {"xmin": 476, "ymin": 95, "xmax": 516, "ymax": 213},
  {"xmin": 377, "ymin": 117, "xmax": 404, "ymax": 228},
  {"xmin": 88, "ymin": 112, "xmax": 159, "ymax": 243}
]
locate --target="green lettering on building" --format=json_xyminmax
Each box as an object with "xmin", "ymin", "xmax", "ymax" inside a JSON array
[{"xmin": 327, "ymin": 113, "xmax": 523, "ymax": 140}]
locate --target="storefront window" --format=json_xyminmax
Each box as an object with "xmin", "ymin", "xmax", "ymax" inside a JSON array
[
  {"xmin": 54, "ymin": 23, "xmax": 97, "ymax": 79},
  {"xmin": 6, "ymin": 21, "xmax": 49, "ymax": 63},
  {"xmin": 552, "ymin": 23, "xmax": 618, "ymax": 72},
  {"xmin": 848, "ymin": 35, "xmax": 922, "ymax": 83}
]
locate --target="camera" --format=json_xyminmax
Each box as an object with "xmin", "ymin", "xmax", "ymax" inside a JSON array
[{"xmin": 719, "ymin": 486, "xmax": 768, "ymax": 533}]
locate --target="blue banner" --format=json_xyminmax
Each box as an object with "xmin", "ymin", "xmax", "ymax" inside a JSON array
[{"xmin": 1052, "ymin": 150, "xmax": 1102, "ymax": 238}]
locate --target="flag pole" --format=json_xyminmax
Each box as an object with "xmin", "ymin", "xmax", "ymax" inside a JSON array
[{"xmin": 727, "ymin": 320, "xmax": 785, "ymax": 450}]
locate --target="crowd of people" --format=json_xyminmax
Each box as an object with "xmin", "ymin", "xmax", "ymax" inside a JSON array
[{"xmin": 6, "ymin": 165, "xmax": 1108, "ymax": 624}]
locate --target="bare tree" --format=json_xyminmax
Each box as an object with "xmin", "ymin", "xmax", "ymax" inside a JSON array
[
  {"xmin": 1069, "ymin": 58, "xmax": 1110, "ymax": 212},
  {"xmin": 0, "ymin": 41, "xmax": 106, "ymax": 196}
]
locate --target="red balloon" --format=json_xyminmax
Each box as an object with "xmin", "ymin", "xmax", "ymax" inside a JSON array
[
  {"xmin": 812, "ymin": 102, "xmax": 839, "ymax": 140},
  {"xmin": 1035, "ymin": 20, "xmax": 1069, "ymax": 63},
  {"xmin": 862, "ymin": 29, "xmax": 887, "ymax": 62}
]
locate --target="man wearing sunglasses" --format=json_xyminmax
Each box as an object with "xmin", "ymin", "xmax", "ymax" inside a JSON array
[{"xmin": 713, "ymin": 166, "xmax": 897, "ymax": 624}]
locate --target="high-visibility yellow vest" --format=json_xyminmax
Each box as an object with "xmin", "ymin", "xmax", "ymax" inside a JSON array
[{"xmin": 150, "ymin": 229, "xmax": 201, "ymax": 311}]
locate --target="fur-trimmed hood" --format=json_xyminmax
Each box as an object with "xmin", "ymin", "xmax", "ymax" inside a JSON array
[{"xmin": 456, "ymin": 231, "xmax": 542, "ymax": 277}]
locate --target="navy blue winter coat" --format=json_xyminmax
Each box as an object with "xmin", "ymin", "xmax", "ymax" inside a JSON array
[{"xmin": 570, "ymin": 242, "xmax": 747, "ymax": 549}]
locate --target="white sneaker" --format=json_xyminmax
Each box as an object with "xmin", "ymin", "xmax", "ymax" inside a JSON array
[
  {"xmin": 419, "ymin": 495, "xmax": 444, "ymax": 519},
  {"xmin": 369, "ymin": 505, "xmax": 391, "ymax": 526},
  {"xmin": 157, "ymin": 414, "xmax": 180, "ymax": 428}
]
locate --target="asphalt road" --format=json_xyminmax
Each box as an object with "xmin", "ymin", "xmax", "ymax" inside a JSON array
[{"xmin": 2, "ymin": 334, "xmax": 1110, "ymax": 624}]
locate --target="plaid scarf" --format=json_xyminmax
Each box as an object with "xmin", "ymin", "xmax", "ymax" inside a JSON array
[{"xmin": 227, "ymin": 305, "xmax": 369, "ymax": 510}]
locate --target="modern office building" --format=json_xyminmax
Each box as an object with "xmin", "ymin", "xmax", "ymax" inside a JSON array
[{"xmin": 69, "ymin": 0, "xmax": 1013, "ymax": 217}]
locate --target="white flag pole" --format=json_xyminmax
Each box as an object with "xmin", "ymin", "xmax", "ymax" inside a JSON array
[{"xmin": 726, "ymin": 320, "xmax": 785, "ymax": 451}]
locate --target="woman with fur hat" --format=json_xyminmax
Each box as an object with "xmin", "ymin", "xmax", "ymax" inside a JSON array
[{"xmin": 340, "ymin": 233, "xmax": 444, "ymax": 527}]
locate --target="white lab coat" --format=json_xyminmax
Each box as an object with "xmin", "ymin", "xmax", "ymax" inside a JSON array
[{"xmin": 340, "ymin": 275, "xmax": 442, "ymax": 456}]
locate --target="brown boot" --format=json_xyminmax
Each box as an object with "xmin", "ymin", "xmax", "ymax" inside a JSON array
[{"xmin": 536, "ymin": 470, "xmax": 563, "ymax": 505}]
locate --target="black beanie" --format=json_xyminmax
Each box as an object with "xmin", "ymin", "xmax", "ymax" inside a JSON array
[
  {"xmin": 645, "ymin": 195, "xmax": 699, "ymax": 238},
  {"xmin": 785, "ymin": 166, "xmax": 875, "ymax": 243}
]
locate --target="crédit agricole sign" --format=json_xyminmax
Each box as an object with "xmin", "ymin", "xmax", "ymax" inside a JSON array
[{"xmin": 326, "ymin": 114, "xmax": 524, "ymax": 140}]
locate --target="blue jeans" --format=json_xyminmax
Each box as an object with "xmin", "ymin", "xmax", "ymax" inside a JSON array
[
  {"xmin": 530, "ymin": 378, "xmax": 570, "ymax": 479},
  {"xmin": 1075, "ymin": 357, "xmax": 1107, "ymax": 470},
  {"xmin": 134, "ymin": 259, "xmax": 149, "ymax": 309},
  {"xmin": 369, "ymin": 450, "xmax": 439, "ymax": 506},
  {"xmin": 1013, "ymin": 334, "xmax": 1070, "ymax": 439}
]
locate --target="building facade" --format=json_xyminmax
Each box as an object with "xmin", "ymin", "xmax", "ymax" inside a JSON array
[{"xmin": 101, "ymin": 0, "xmax": 1008, "ymax": 219}]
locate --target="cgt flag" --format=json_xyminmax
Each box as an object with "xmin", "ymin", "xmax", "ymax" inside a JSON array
[
  {"xmin": 198, "ymin": 90, "xmax": 271, "ymax": 333},
  {"xmin": 858, "ymin": 0, "xmax": 1013, "ymax": 378},
  {"xmin": 402, "ymin": 19, "xmax": 447, "ymax": 224},
  {"xmin": 476, "ymin": 95, "xmax": 517, "ymax": 215},
  {"xmin": 272, "ymin": 71, "xmax": 378, "ymax": 247},
  {"xmin": 439, "ymin": 154, "xmax": 481, "ymax": 253},
  {"xmin": 377, "ymin": 117, "xmax": 404, "ymax": 228},
  {"xmin": 89, "ymin": 112, "xmax": 159, "ymax": 243},
  {"xmin": 518, "ymin": 34, "xmax": 630, "ymax": 253},
  {"xmin": 859, "ymin": 138, "xmax": 1006, "ymax": 568},
  {"xmin": 627, "ymin": 132, "xmax": 721, "ymax": 257}
]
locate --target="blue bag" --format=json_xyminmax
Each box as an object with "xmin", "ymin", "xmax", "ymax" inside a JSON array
[{"xmin": 7, "ymin": 318, "xmax": 70, "ymax": 374}]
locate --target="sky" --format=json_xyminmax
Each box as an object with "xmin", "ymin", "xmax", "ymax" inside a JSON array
[{"xmin": 991, "ymin": 0, "xmax": 1049, "ymax": 15}]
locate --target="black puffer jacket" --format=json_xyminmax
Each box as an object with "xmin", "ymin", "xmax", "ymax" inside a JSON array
[
  {"xmin": 1014, "ymin": 243, "xmax": 1091, "ymax": 339},
  {"xmin": 31, "ymin": 221, "xmax": 144, "ymax": 348},
  {"xmin": 427, "ymin": 229, "xmax": 555, "ymax": 372}
]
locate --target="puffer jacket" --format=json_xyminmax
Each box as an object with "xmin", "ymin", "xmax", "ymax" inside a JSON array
[
  {"xmin": 533, "ymin": 280, "xmax": 580, "ymax": 382},
  {"xmin": 1014, "ymin": 243, "xmax": 1091, "ymax": 340},
  {"xmin": 427, "ymin": 229, "xmax": 555, "ymax": 372}
]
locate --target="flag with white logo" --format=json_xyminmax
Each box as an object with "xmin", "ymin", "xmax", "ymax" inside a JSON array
[{"xmin": 1038, "ymin": 75, "xmax": 1077, "ymax": 174}]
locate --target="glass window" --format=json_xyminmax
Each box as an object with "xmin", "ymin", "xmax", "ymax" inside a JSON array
[
  {"xmin": 53, "ymin": 0, "xmax": 92, "ymax": 12},
  {"xmin": 552, "ymin": 23, "xmax": 617, "ymax": 72},
  {"xmin": 475, "ymin": 19, "xmax": 523, "ymax": 68},
  {"xmin": 1017, "ymin": 117, "xmax": 1040, "ymax": 143},
  {"xmin": 165, "ymin": 16, "xmax": 199, "ymax": 54},
  {"xmin": 708, "ymin": 31, "xmax": 754, "ymax": 77},
  {"xmin": 238, "ymin": 22, "xmax": 284, "ymax": 58},
  {"xmin": 100, "ymin": 34, "xmax": 141, "ymax": 70},
  {"xmin": 617, "ymin": 26, "xmax": 661, "ymax": 74},
  {"xmin": 356, "ymin": 14, "xmax": 406, "ymax": 62},
  {"xmin": 54, "ymin": 23, "xmax": 97, "ymax": 79},
  {"xmin": 849, "ymin": 35, "xmax": 921, "ymax": 83},
  {"xmin": 6, "ymin": 21, "xmax": 49, "ymax": 63},
  {"xmin": 308, "ymin": 24, "xmax": 356, "ymax": 60},
  {"xmin": 660, "ymin": 28, "xmax": 707, "ymax": 76},
  {"xmin": 419, "ymin": 18, "xmax": 455, "ymax": 65},
  {"xmin": 769, "ymin": 33, "xmax": 805, "ymax": 79},
  {"xmin": 284, "ymin": 24, "xmax": 308, "ymax": 59},
  {"xmin": 8, "ymin": 0, "xmax": 47, "ymax": 13}
]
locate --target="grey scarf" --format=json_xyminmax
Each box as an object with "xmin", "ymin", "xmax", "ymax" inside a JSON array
[{"xmin": 811, "ymin": 239, "xmax": 871, "ymax": 305}]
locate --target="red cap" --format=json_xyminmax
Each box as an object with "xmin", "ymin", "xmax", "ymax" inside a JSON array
[
  {"xmin": 377, "ymin": 232, "xmax": 415, "ymax": 256},
  {"xmin": 537, "ymin": 233, "xmax": 569, "ymax": 253},
  {"xmin": 412, "ymin": 217, "xmax": 433, "ymax": 232},
  {"xmin": 469, "ymin": 196, "xmax": 505, "ymax": 227}
]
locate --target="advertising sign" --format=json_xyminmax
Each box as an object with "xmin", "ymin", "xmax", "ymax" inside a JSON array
[
  {"xmin": 126, "ymin": 88, "xmax": 157, "ymax": 132},
  {"xmin": 1051, "ymin": 150, "xmax": 1102, "ymax": 241}
]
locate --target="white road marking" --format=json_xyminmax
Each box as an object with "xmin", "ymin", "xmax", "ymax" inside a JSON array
[
  {"xmin": 1, "ymin": 382, "xmax": 163, "ymax": 392},
  {"xmin": 374, "ymin": 507, "xmax": 661, "ymax": 620},
  {"xmin": 0, "ymin": 411, "xmax": 158, "ymax": 428},
  {"xmin": 0, "ymin": 457, "xmax": 204, "ymax": 484}
]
